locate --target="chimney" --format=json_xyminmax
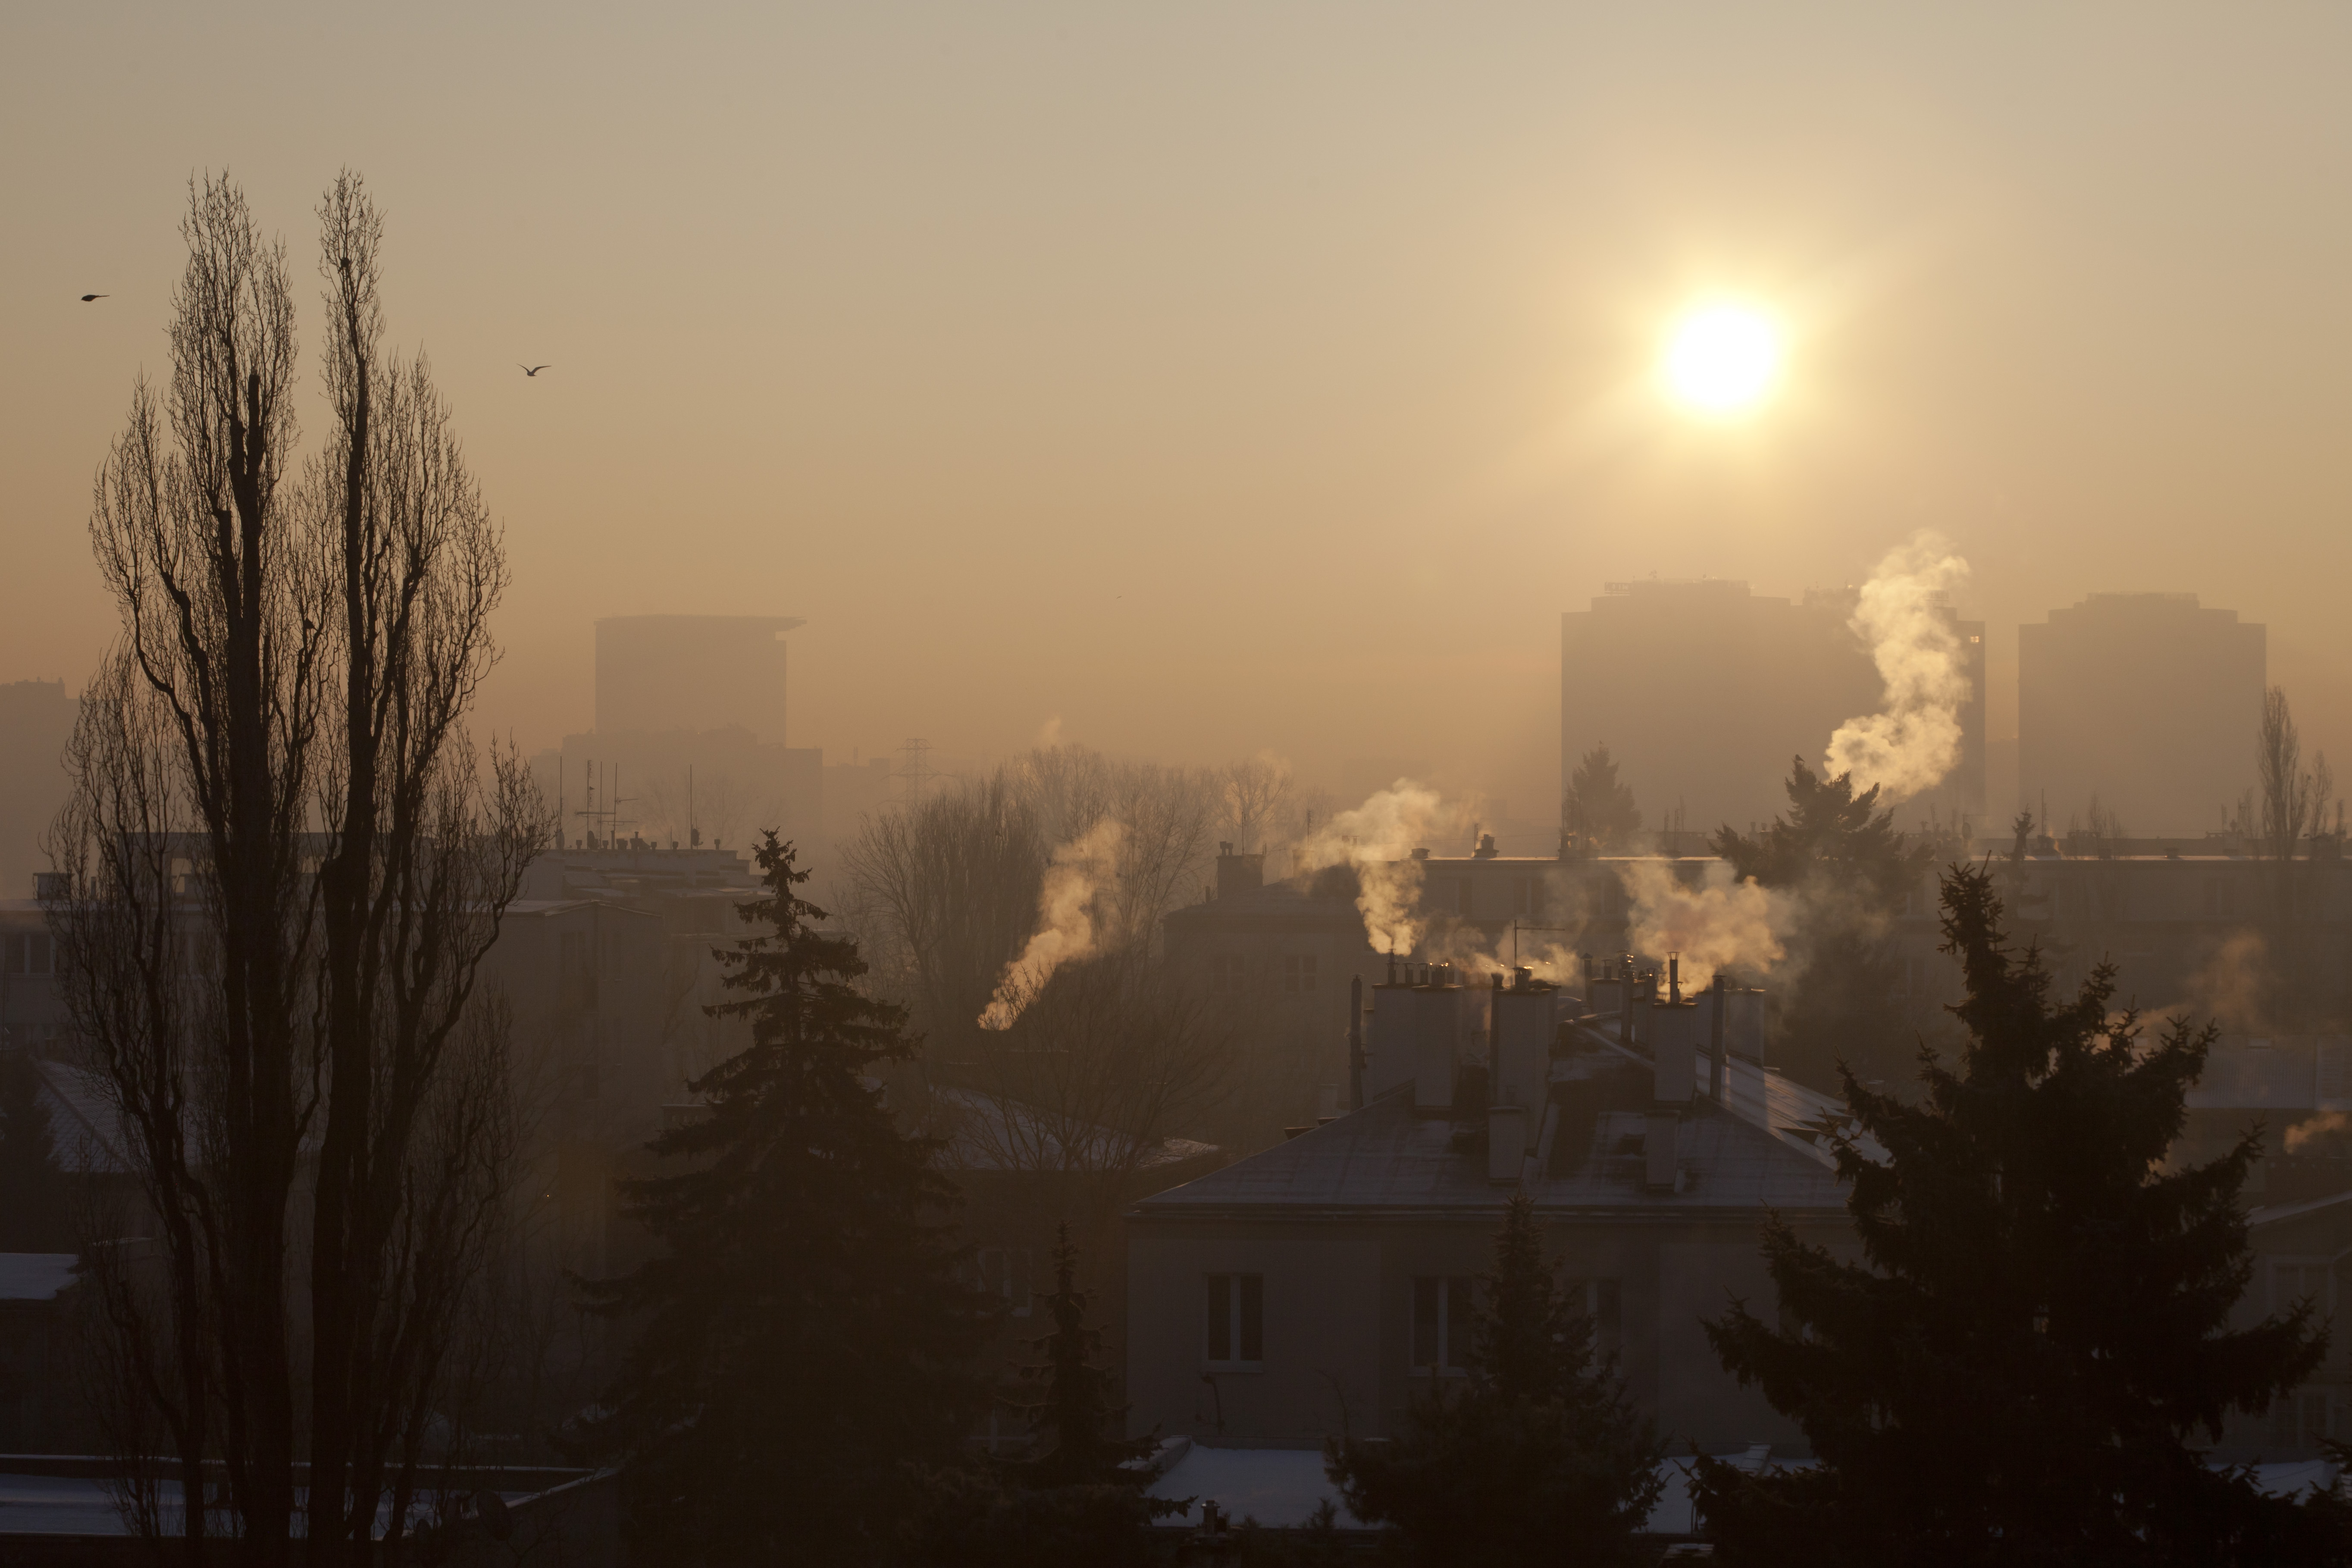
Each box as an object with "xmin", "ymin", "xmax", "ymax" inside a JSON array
[
  {"xmin": 1725, "ymin": 986, "xmax": 1768, "ymax": 1066},
  {"xmin": 1645, "ymin": 1111, "xmax": 1682, "ymax": 1192},
  {"xmin": 1488, "ymin": 1103, "xmax": 1527, "ymax": 1181},
  {"xmin": 1668, "ymin": 953, "xmax": 1682, "ymax": 1005},
  {"xmin": 1651, "ymin": 1000, "xmax": 1701, "ymax": 1105},
  {"xmin": 1364, "ymin": 973, "xmax": 1419, "ymax": 1102},
  {"xmin": 1491, "ymin": 982, "xmax": 1556, "ymax": 1119},
  {"xmin": 1414, "ymin": 978, "xmax": 1459, "ymax": 1112},
  {"xmin": 1707, "ymin": 973, "xmax": 1729, "ymax": 1104},
  {"xmin": 1215, "ymin": 846, "xmax": 1265, "ymax": 901},
  {"xmin": 1348, "ymin": 975, "xmax": 1366, "ymax": 1111}
]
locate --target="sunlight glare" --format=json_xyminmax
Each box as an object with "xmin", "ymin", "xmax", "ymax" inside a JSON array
[{"xmin": 1662, "ymin": 306, "xmax": 1782, "ymax": 416}]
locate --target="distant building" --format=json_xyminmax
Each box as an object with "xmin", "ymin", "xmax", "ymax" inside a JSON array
[
  {"xmin": 1561, "ymin": 581, "xmax": 1985, "ymax": 842},
  {"xmin": 0, "ymin": 682, "xmax": 76, "ymax": 903},
  {"xmin": 548, "ymin": 615, "xmax": 822, "ymax": 855},
  {"xmin": 2018, "ymin": 593, "xmax": 2264, "ymax": 836},
  {"xmin": 594, "ymin": 615, "xmax": 801, "ymax": 742}
]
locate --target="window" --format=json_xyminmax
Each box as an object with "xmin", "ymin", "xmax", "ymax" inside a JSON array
[
  {"xmin": 1211, "ymin": 954, "xmax": 1246, "ymax": 995},
  {"xmin": 980, "ymin": 1248, "xmax": 1035, "ymax": 1317},
  {"xmin": 1, "ymin": 934, "xmax": 51, "ymax": 976},
  {"xmin": 1454, "ymin": 879, "xmax": 1473, "ymax": 917},
  {"xmin": 2270, "ymin": 1388, "xmax": 2335, "ymax": 1446},
  {"xmin": 1282, "ymin": 955, "xmax": 1318, "ymax": 994},
  {"xmin": 1411, "ymin": 1277, "xmax": 1473, "ymax": 1374},
  {"xmin": 1566, "ymin": 1277, "xmax": 1623, "ymax": 1355},
  {"xmin": 2272, "ymin": 1259, "xmax": 2332, "ymax": 1315},
  {"xmin": 1206, "ymin": 1273, "xmax": 1263, "ymax": 1366},
  {"xmin": 1510, "ymin": 878, "xmax": 1544, "ymax": 917}
]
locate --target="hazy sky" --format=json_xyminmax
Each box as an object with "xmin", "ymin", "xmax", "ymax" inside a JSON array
[{"xmin": 9, "ymin": 3, "xmax": 2352, "ymax": 824}]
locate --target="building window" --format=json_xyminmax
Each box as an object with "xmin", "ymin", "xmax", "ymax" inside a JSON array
[
  {"xmin": 1, "ymin": 934, "xmax": 52, "ymax": 976},
  {"xmin": 2272, "ymin": 1258, "xmax": 2333, "ymax": 1316},
  {"xmin": 1211, "ymin": 954, "xmax": 1246, "ymax": 995},
  {"xmin": 1411, "ymin": 1276, "xmax": 1473, "ymax": 1374},
  {"xmin": 2270, "ymin": 1388, "xmax": 2335, "ymax": 1446},
  {"xmin": 1566, "ymin": 1277, "xmax": 1623, "ymax": 1355},
  {"xmin": 980, "ymin": 1248, "xmax": 1035, "ymax": 1317},
  {"xmin": 1454, "ymin": 879, "xmax": 1473, "ymax": 917},
  {"xmin": 1282, "ymin": 955, "xmax": 1318, "ymax": 993},
  {"xmin": 1206, "ymin": 1273, "xmax": 1263, "ymax": 1367}
]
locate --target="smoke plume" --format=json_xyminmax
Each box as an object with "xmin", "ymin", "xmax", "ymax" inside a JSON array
[
  {"xmin": 1824, "ymin": 533, "xmax": 1973, "ymax": 801},
  {"xmin": 1293, "ymin": 781, "xmax": 1467, "ymax": 955},
  {"xmin": 2286, "ymin": 1111, "xmax": 2349, "ymax": 1154},
  {"xmin": 1618, "ymin": 858, "xmax": 1796, "ymax": 992},
  {"xmin": 979, "ymin": 817, "xmax": 1126, "ymax": 1030}
]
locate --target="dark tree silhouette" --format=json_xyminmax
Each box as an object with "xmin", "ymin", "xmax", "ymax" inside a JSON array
[
  {"xmin": 46, "ymin": 172, "xmax": 535, "ymax": 1565},
  {"xmin": 1564, "ymin": 744, "xmax": 1642, "ymax": 852},
  {"xmin": 588, "ymin": 834, "xmax": 993, "ymax": 1565},
  {"xmin": 1711, "ymin": 758, "xmax": 1934, "ymax": 1090},
  {"xmin": 0, "ymin": 1056, "xmax": 66, "ymax": 1252},
  {"xmin": 1329, "ymin": 1194, "xmax": 1661, "ymax": 1565},
  {"xmin": 1694, "ymin": 864, "xmax": 2342, "ymax": 1565}
]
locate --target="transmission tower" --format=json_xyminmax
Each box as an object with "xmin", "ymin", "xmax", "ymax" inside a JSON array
[{"xmin": 896, "ymin": 738, "xmax": 938, "ymax": 803}]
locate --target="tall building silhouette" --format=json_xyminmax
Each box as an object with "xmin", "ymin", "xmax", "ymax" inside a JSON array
[
  {"xmin": 1560, "ymin": 580, "xmax": 1985, "ymax": 840},
  {"xmin": 2018, "ymin": 593, "xmax": 2264, "ymax": 836}
]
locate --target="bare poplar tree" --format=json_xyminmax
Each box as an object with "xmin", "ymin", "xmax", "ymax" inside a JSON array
[{"xmin": 45, "ymin": 172, "xmax": 536, "ymax": 1566}]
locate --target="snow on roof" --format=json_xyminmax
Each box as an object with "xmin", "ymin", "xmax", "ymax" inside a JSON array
[
  {"xmin": 1144, "ymin": 1442, "xmax": 1362, "ymax": 1530},
  {"xmin": 0, "ymin": 1255, "xmax": 77, "ymax": 1302}
]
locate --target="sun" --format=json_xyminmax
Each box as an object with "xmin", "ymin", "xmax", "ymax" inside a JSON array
[{"xmin": 1661, "ymin": 305, "xmax": 1782, "ymax": 416}]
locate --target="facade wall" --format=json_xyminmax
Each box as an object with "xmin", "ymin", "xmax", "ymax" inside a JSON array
[
  {"xmin": 2018, "ymin": 593, "xmax": 2265, "ymax": 836},
  {"xmin": 1126, "ymin": 1212, "xmax": 1835, "ymax": 1454}
]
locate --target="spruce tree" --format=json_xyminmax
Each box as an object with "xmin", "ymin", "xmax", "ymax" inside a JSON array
[
  {"xmin": 1566, "ymin": 744, "xmax": 1643, "ymax": 851},
  {"xmin": 587, "ymin": 834, "xmax": 993, "ymax": 1565},
  {"xmin": 1694, "ymin": 864, "xmax": 2337, "ymax": 1566},
  {"xmin": 1016, "ymin": 1223, "xmax": 1158, "ymax": 1487},
  {"xmin": 910, "ymin": 1225, "xmax": 1175, "ymax": 1567},
  {"xmin": 1711, "ymin": 757, "xmax": 1934, "ymax": 1089},
  {"xmin": 0, "ymin": 1055, "xmax": 66, "ymax": 1252},
  {"xmin": 1329, "ymin": 1195, "xmax": 1661, "ymax": 1565}
]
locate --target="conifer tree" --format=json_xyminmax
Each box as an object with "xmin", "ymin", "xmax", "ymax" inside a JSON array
[
  {"xmin": 1565, "ymin": 744, "xmax": 1643, "ymax": 851},
  {"xmin": 1016, "ymin": 1222, "xmax": 1158, "ymax": 1487},
  {"xmin": 910, "ymin": 1225, "xmax": 1175, "ymax": 1567},
  {"xmin": 0, "ymin": 1056, "xmax": 66, "ymax": 1252},
  {"xmin": 1329, "ymin": 1195, "xmax": 1661, "ymax": 1565},
  {"xmin": 1694, "ymin": 864, "xmax": 2338, "ymax": 1565},
  {"xmin": 1711, "ymin": 758, "xmax": 1933, "ymax": 1089},
  {"xmin": 587, "ymin": 833, "xmax": 993, "ymax": 1565}
]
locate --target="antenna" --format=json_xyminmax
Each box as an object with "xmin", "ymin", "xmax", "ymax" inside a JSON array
[
  {"xmin": 897, "ymin": 738, "xmax": 937, "ymax": 803},
  {"xmin": 689, "ymin": 765, "xmax": 699, "ymax": 849}
]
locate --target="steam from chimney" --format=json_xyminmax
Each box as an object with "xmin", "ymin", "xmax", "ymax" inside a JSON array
[
  {"xmin": 1824, "ymin": 533, "xmax": 1972, "ymax": 801},
  {"xmin": 978, "ymin": 817, "xmax": 1126, "ymax": 1030},
  {"xmin": 1618, "ymin": 858, "xmax": 1794, "ymax": 992},
  {"xmin": 1294, "ymin": 780, "xmax": 1465, "ymax": 955}
]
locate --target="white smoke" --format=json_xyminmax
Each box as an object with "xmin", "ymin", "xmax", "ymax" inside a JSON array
[
  {"xmin": 1824, "ymin": 533, "xmax": 1973, "ymax": 801},
  {"xmin": 1293, "ymin": 781, "xmax": 1469, "ymax": 955},
  {"xmin": 1618, "ymin": 859, "xmax": 1796, "ymax": 992},
  {"xmin": 978, "ymin": 817, "xmax": 1125, "ymax": 1030}
]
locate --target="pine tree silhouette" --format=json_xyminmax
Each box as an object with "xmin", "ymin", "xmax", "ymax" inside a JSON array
[{"xmin": 1695, "ymin": 863, "xmax": 2343, "ymax": 1565}]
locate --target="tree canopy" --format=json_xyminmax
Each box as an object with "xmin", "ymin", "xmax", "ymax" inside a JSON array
[
  {"xmin": 1694, "ymin": 864, "xmax": 2341, "ymax": 1566},
  {"xmin": 1330, "ymin": 1195, "xmax": 1661, "ymax": 1565},
  {"xmin": 1566, "ymin": 744, "xmax": 1643, "ymax": 850},
  {"xmin": 587, "ymin": 834, "xmax": 993, "ymax": 1565}
]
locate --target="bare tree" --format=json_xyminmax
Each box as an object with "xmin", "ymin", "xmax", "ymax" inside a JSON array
[
  {"xmin": 1221, "ymin": 756, "xmax": 1292, "ymax": 854},
  {"xmin": 44, "ymin": 172, "xmax": 536, "ymax": 1566}
]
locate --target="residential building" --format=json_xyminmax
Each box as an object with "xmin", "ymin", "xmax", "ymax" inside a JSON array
[
  {"xmin": 2018, "ymin": 593, "xmax": 2264, "ymax": 836},
  {"xmin": 1561, "ymin": 580, "xmax": 1985, "ymax": 839}
]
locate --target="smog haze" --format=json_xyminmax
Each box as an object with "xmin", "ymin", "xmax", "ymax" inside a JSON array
[{"xmin": 9, "ymin": 4, "xmax": 2352, "ymax": 817}]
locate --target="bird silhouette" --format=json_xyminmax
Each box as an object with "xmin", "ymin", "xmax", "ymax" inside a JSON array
[
  {"xmin": 80, "ymin": 294, "xmax": 106, "ymax": 303},
  {"xmin": 519, "ymin": 363, "xmax": 551, "ymax": 377}
]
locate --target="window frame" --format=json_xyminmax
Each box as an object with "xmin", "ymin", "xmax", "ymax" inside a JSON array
[
  {"xmin": 1205, "ymin": 1272, "xmax": 1264, "ymax": 1370},
  {"xmin": 1409, "ymin": 1275, "xmax": 1474, "ymax": 1377}
]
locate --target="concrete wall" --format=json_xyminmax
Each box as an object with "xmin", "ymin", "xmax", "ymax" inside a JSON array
[{"xmin": 1127, "ymin": 1214, "xmax": 1831, "ymax": 1454}]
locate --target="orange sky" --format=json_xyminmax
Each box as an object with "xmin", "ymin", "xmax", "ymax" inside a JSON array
[{"xmin": 8, "ymin": 4, "xmax": 2352, "ymax": 824}]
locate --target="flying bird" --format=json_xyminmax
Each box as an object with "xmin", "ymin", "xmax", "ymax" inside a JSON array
[
  {"xmin": 80, "ymin": 294, "xmax": 107, "ymax": 302},
  {"xmin": 519, "ymin": 363, "xmax": 551, "ymax": 377}
]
